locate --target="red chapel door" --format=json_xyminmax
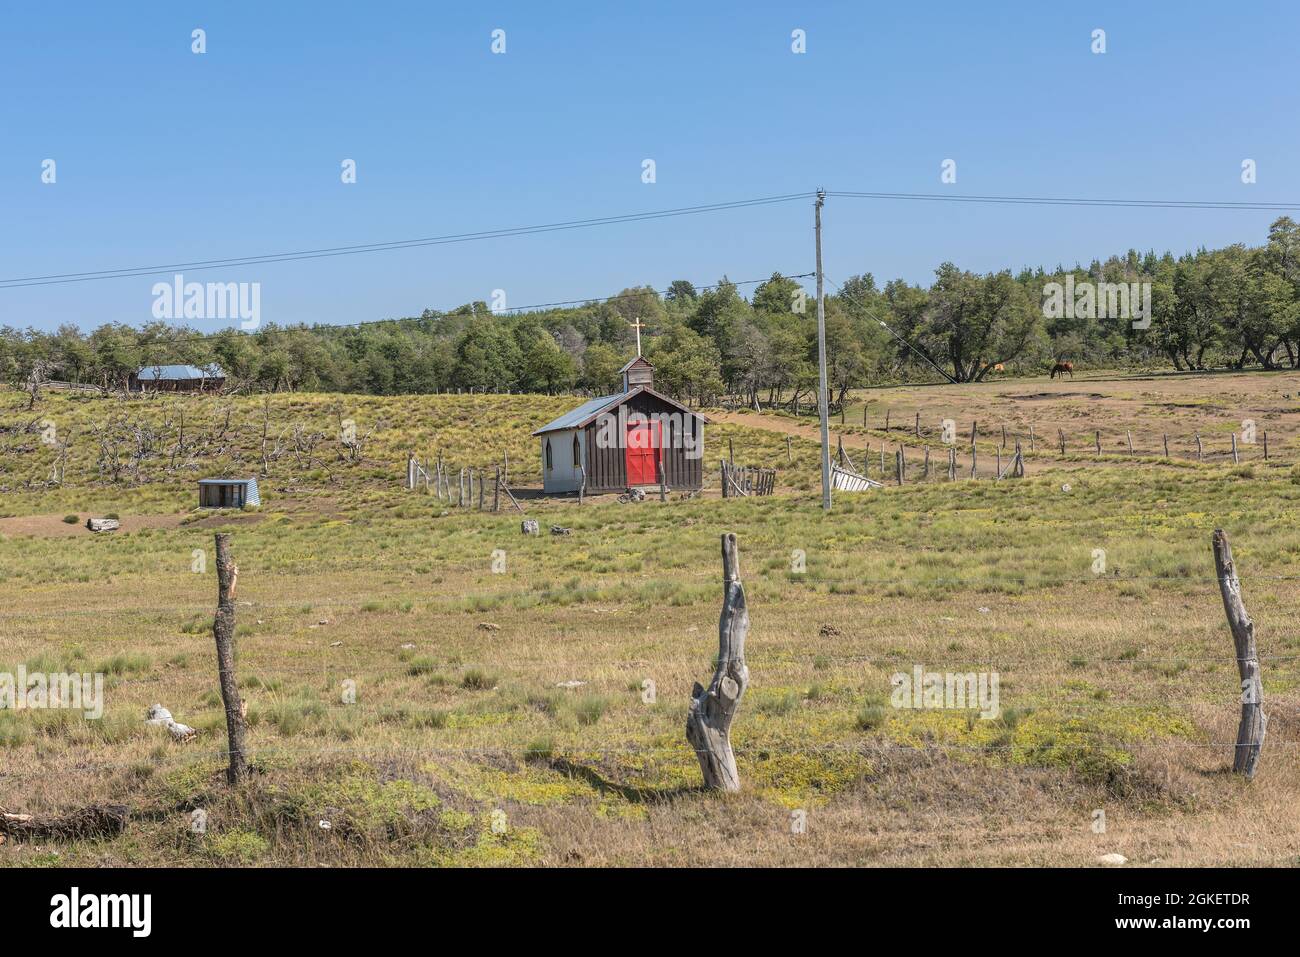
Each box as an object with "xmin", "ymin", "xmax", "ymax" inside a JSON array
[{"xmin": 625, "ymin": 420, "xmax": 661, "ymax": 485}]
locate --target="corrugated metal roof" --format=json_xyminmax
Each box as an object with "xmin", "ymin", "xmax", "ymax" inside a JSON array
[
  {"xmin": 531, "ymin": 394, "xmax": 622, "ymax": 435},
  {"xmin": 136, "ymin": 364, "xmax": 225, "ymax": 381},
  {"xmin": 198, "ymin": 478, "xmax": 255, "ymax": 484}
]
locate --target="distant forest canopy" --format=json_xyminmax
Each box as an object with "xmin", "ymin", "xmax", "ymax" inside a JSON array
[{"xmin": 4, "ymin": 217, "xmax": 1299, "ymax": 407}]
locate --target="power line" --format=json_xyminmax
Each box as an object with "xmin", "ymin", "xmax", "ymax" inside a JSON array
[
  {"xmin": 827, "ymin": 190, "xmax": 1300, "ymax": 211},
  {"xmin": 0, "ymin": 193, "xmax": 814, "ymax": 290}
]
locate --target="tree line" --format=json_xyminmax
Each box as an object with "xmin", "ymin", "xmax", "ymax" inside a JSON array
[{"xmin": 4, "ymin": 217, "xmax": 1297, "ymax": 407}]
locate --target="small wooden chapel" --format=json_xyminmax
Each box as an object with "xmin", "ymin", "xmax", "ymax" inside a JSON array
[{"xmin": 531, "ymin": 354, "xmax": 706, "ymax": 495}]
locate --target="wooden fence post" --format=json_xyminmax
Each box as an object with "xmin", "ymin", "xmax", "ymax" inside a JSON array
[
  {"xmin": 915, "ymin": 412, "xmax": 921, "ymax": 439},
  {"xmin": 1001, "ymin": 424, "xmax": 1007, "ymax": 449},
  {"xmin": 1212, "ymin": 529, "xmax": 1266, "ymax": 779},
  {"xmin": 947, "ymin": 447, "xmax": 956, "ymax": 481},
  {"xmin": 1196, "ymin": 432, "xmax": 1203, "ymax": 462},
  {"xmin": 213, "ymin": 534, "xmax": 248, "ymax": 784},
  {"xmin": 1029, "ymin": 423, "xmax": 1035, "ymax": 452},
  {"xmin": 1126, "ymin": 430, "xmax": 1134, "ymax": 456},
  {"xmin": 786, "ymin": 435, "xmax": 792, "ymax": 463},
  {"xmin": 1231, "ymin": 433, "xmax": 1239, "ymax": 464},
  {"xmin": 478, "ymin": 469, "xmax": 486, "ymax": 510},
  {"xmin": 970, "ymin": 444, "xmax": 977, "ymax": 479},
  {"xmin": 493, "ymin": 467, "xmax": 501, "ymax": 511},
  {"xmin": 1095, "ymin": 430, "xmax": 1101, "ymax": 455},
  {"xmin": 1059, "ymin": 429, "xmax": 1066, "ymax": 455},
  {"xmin": 923, "ymin": 446, "xmax": 930, "ymax": 478},
  {"xmin": 885, "ymin": 409, "xmax": 891, "ymax": 431},
  {"xmin": 1163, "ymin": 434, "xmax": 1169, "ymax": 459},
  {"xmin": 1263, "ymin": 431, "xmax": 1269, "ymax": 461},
  {"xmin": 971, "ymin": 421, "xmax": 977, "ymax": 444},
  {"xmin": 895, "ymin": 448, "xmax": 904, "ymax": 485},
  {"xmin": 686, "ymin": 533, "xmax": 750, "ymax": 792}
]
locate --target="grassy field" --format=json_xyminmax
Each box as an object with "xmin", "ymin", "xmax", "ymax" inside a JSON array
[{"xmin": 1, "ymin": 371, "xmax": 1299, "ymax": 867}]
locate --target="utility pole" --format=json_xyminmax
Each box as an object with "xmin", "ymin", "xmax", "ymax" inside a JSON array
[{"xmin": 815, "ymin": 189, "xmax": 831, "ymax": 511}]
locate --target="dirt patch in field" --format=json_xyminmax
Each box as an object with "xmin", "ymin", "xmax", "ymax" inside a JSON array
[
  {"xmin": 1003, "ymin": 392, "xmax": 1106, "ymax": 401},
  {"xmin": 0, "ymin": 513, "xmax": 186, "ymax": 538}
]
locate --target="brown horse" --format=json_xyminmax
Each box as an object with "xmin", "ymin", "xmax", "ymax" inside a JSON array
[{"xmin": 1050, "ymin": 361, "xmax": 1074, "ymax": 380}]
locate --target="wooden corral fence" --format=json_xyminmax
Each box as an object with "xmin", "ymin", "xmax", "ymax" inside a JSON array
[
  {"xmin": 721, "ymin": 461, "xmax": 776, "ymax": 497},
  {"xmin": 405, "ymin": 451, "xmax": 523, "ymax": 511}
]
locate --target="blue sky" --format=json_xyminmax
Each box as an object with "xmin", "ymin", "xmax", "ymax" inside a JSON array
[{"xmin": 2, "ymin": 0, "xmax": 1297, "ymax": 332}]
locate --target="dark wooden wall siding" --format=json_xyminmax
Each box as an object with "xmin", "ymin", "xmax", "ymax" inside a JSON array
[{"xmin": 581, "ymin": 392, "xmax": 703, "ymax": 491}]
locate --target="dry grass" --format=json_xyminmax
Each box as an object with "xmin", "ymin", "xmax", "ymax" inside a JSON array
[{"xmin": 1, "ymin": 372, "xmax": 1298, "ymax": 867}]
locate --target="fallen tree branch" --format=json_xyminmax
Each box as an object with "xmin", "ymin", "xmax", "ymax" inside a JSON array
[{"xmin": 0, "ymin": 804, "xmax": 129, "ymax": 842}]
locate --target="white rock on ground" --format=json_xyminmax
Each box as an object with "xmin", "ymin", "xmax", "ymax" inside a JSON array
[
  {"xmin": 146, "ymin": 704, "xmax": 197, "ymax": 742},
  {"xmin": 1097, "ymin": 853, "xmax": 1128, "ymax": 866}
]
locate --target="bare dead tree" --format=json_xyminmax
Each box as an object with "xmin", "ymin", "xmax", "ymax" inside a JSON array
[
  {"xmin": 1212, "ymin": 529, "xmax": 1266, "ymax": 779},
  {"xmin": 686, "ymin": 533, "xmax": 750, "ymax": 791},
  {"xmin": 24, "ymin": 359, "xmax": 55, "ymax": 410},
  {"xmin": 213, "ymin": 533, "xmax": 248, "ymax": 784}
]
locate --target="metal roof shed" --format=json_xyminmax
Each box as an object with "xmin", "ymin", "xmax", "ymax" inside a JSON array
[{"xmin": 198, "ymin": 477, "xmax": 260, "ymax": 508}]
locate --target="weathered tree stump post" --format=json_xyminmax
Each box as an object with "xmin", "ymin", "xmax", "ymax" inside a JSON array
[
  {"xmin": 895, "ymin": 448, "xmax": 904, "ymax": 485},
  {"xmin": 213, "ymin": 534, "xmax": 248, "ymax": 784},
  {"xmin": 1231, "ymin": 433, "xmax": 1239, "ymax": 464},
  {"xmin": 1212, "ymin": 529, "xmax": 1266, "ymax": 779},
  {"xmin": 686, "ymin": 533, "xmax": 750, "ymax": 792}
]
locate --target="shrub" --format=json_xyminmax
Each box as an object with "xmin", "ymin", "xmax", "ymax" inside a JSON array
[
  {"xmin": 572, "ymin": 695, "xmax": 609, "ymax": 726},
  {"xmin": 524, "ymin": 738, "xmax": 555, "ymax": 762},
  {"xmin": 461, "ymin": 669, "xmax": 497, "ymax": 690},
  {"xmin": 62, "ymin": 514, "xmax": 79, "ymax": 524}
]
